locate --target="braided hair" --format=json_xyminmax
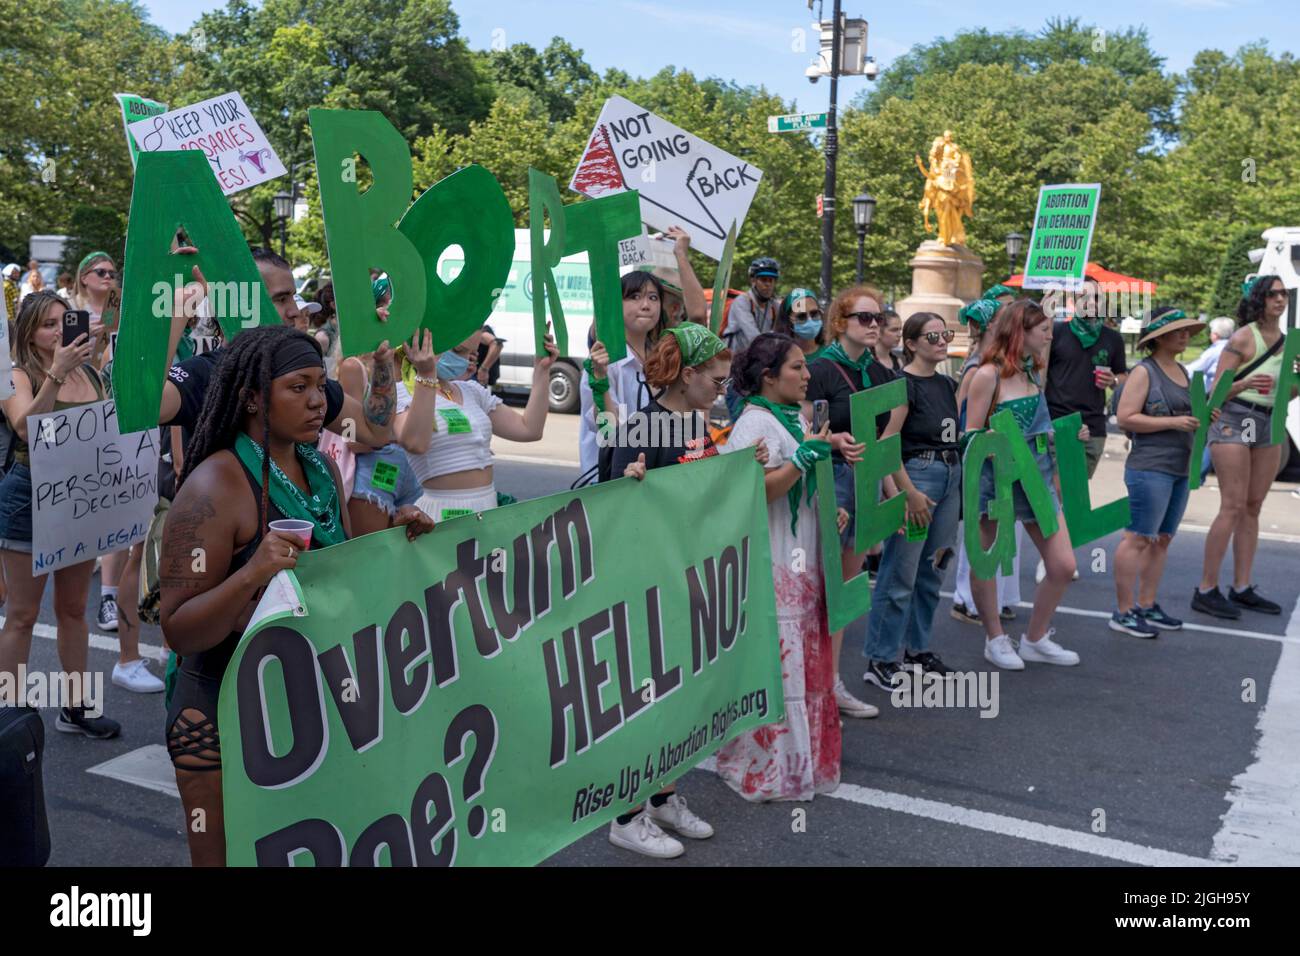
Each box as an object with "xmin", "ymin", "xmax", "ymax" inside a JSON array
[{"xmin": 180, "ymin": 326, "xmax": 323, "ymax": 534}]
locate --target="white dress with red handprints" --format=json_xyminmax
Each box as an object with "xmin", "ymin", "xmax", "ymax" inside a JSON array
[{"xmin": 715, "ymin": 405, "xmax": 841, "ymax": 801}]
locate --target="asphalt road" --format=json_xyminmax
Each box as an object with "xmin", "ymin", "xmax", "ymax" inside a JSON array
[{"xmin": 15, "ymin": 459, "xmax": 1299, "ymax": 868}]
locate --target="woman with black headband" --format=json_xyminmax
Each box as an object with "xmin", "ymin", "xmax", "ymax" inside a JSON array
[{"xmin": 158, "ymin": 327, "xmax": 433, "ymax": 865}]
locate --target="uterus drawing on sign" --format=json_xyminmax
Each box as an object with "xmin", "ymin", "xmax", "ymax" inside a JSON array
[{"xmin": 240, "ymin": 147, "xmax": 272, "ymax": 175}]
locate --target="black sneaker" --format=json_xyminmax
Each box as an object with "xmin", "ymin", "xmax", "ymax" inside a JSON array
[
  {"xmin": 1191, "ymin": 587, "xmax": 1241, "ymax": 620},
  {"xmin": 904, "ymin": 650, "xmax": 952, "ymax": 677},
  {"xmin": 999, "ymin": 606, "xmax": 1017, "ymax": 621},
  {"xmin": 1229, "ymin": 586, "xmax": 1282, "ymax": 615},
  {"xmin": 950, "ymin": 602, "xmax": 981, "ymax": 625},
  {"xmin": 1109, "ymin": 609, "xmax": 1159, "ymax": 639},
  {"xmin": 1138, "ymin": 603, "xmax": 1183, "ymax": 631},
  {"xmin": 55, "ymin": 707, "xmax": 121, "ymax": 739},
  {"xmin": 862, "ymin": 659, "xmax": 904, "ymax": 691}
]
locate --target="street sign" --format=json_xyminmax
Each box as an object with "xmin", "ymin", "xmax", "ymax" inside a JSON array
[{"xmin": 768, "ymin": 112, "xmax": 828, "ymax": 133}]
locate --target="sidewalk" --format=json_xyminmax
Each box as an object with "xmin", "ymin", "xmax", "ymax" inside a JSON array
[{"xmin": 492, "ymin": 413, "xmax": 1300, "ymax": 537}]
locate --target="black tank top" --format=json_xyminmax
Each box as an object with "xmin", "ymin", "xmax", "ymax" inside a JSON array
[{"xmin": 179, "ymin": 460, "xmax": 287, "ymax": 683}]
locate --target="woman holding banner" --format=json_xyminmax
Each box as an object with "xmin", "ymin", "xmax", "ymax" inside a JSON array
[
  {"xmin": 951, "ymin": 291, "xmax": 1022, "ymax": 626},
  {"xmin": 0, "ymin": 291, "xmax": 120, "ymax": 736},
  {"xmin": 1111, "ymin": 307, "xmax": 1204, "ymax": 637},
  {"xmin": 715, "ymin": 332, "xmax": 843, "ymax": 801},
  {"xmin": 862, "ymin": 313, "xmax": 961, "ymax": 688},
  {"xmin": 159, "ymin": 326, "xmax": 433, "ymax": 866},
  {"xmin": 962, "ymin": 299, "xmax": 1083, "ymax": 670},
  {"xmin": 1194, "ymin": 276, "xmax": 1291, "ymax": 619}
]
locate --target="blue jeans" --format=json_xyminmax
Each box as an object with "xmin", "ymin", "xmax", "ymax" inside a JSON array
[{"xmin": 864, "ymin": 455, "xmax": 962, "ymax": 662}]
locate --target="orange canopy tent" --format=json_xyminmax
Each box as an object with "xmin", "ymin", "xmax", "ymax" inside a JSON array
[{"xmin": 1004, "ymin": 261, "xmax": 1157, "ymax": 295}]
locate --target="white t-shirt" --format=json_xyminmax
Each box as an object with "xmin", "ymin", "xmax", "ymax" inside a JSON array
[{"xmin": 397, "ymin": 378, "xmax": 502, "ymax": 482}]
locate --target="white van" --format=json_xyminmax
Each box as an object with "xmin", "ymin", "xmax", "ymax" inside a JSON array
[{"xmin": 438, "ymin": 230, "xmax": 593, "ymax": 413}]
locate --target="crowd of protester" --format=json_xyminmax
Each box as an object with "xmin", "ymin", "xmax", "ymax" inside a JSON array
[{"xmin": 0, "ymin": 225, "xmax": 1295, "ymax": 866}]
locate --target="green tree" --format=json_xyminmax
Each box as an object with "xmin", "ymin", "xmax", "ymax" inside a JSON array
[{"xmin": 1207, "ymin": 226, "xmax": 1265, "ymax": 317}]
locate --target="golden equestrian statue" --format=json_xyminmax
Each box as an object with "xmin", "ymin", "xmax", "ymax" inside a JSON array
[{"xmin": 915, "ymin": 130, "xmax": 975, "ymax": 247}]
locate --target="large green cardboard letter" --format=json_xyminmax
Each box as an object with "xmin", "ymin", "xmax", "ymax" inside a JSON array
[
  {"xmin": 961, "ymin": 429, "xmax": 1017, "ymax": 579},
  {"xmin": 1189, "ymin": 368, "xmax": 1236, "ymax": 490},
  {"xmin": 1271, "ymin": 332, "xmax": 1300, "ymax": 446},
  {"xmin": 816, "ymin": 457, "xmax": 871, "ymax": 628},
  {"xmin": 988, "ymin": 409, "xmax": 1059, "ymax": 536},
  {"xmin": 113, "ymin": 150, "xmax": 276, "ymax": 433},
  {"xmin": 397, "ymin": 164, "xmax": 514, "ymax": 353},
  {"xmin": 562, "ymin": 191, "xmax": 642, "ymax": 361},
  {"xmin": 310, "ymin": 108, "xmax": 426, "ymax": 355},
  {"xmin": 852, "ymin": 378, "xmax": 907, "ymax": 553},
  {"xmin": 1052, "ymin": 411, "xmax": 1128, "ymax": 546},
  {"xmin": 528, "ymin": 169, "xmax": 566, "ymax": 356}
]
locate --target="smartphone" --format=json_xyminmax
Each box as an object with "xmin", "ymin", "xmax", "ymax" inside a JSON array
[
  {"xmin": 62, "ymin": 309, "xmax": 92, "ymax": 347},
  {"xmin": 812, "ymin": 399, "xmax": 829, "ymax": 433}
]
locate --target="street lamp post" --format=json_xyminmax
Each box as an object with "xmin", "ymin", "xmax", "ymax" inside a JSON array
[
  {"xmin": 818, "ymin": 0, "xmax": 843, "ymax": 305},
  {"xmin": 852, "ymin": 191, "xmax": 876, "ymax": 283},
  {"xmin": 273, "ymin": 191, "xmax": 294, "ymax": 259},
  {"xmin": 1005, "ymin": 231, "xmax": 1025, "ymax": 280}
]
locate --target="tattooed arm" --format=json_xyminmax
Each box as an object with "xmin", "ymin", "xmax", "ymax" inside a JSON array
[
  {"xmin": 159, "ymin": 453, "xmax": 299, "ymax": 654},
  {"xmin": 345, "ymin": 341, "xmax": 397, "ymax": 447}
]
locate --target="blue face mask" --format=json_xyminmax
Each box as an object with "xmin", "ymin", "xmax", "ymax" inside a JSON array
[
  {"xmin": 437, "ymin": 351, "xmax": 470, "ymax": 380},
  {"xmin": 793, "ymin": 317, "xmax": 823, "ymax": 340}
]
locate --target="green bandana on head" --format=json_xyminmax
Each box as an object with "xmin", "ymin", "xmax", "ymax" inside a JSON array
[
  {"xmin": 1068, "ymin": 315, "xmax": 1103, "ymax": 349},
  {"xmin": 78, "ymin": 251, "xmax": 112, "ymax": 275},
  {"xmin": 960, "ymin": 297, "xmax": 998, "ymax": 332},
  {"xmin": 372, "ymin": 274, "xmax": 391, "ymax": 304},
  {"xmin": 784, "ymin": 287, "xmax": 819, "ymax": 310},
  {"xmin": 665, "ymin": 322, "xmax": 726, "ymax": 368},
  {"xmin": 981, "ymin": 284, "xmax": 1015, "ymax": 302},
  {"xmin": 1142, "ymin": 308, "xmax": 1187, "ymax": 339}
]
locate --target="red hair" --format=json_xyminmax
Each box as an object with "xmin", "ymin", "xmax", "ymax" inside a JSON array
[
  {"xmin": 643, "ymin": 333, "xmax": 732, "ymax": 389},
  {"xmin": 980, "ymin": 298, "xmax": 1048, "ymax": 378}
]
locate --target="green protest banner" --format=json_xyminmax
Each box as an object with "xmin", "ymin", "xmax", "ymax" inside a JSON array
[
  {"xmin": 961, "ymin": 429, "xmax": 1018, "ymax": 579},
  {"xmin": 1021, "ymin": 184, "xmax": 1101, "ymax": 292},
  {"xmin": 113, "ymin": 149, "xmax": 278, "ymax": 433},
  {"xmin": 1189, "ymin": 368, "xmax": 1236, "ymax": 490},
  {"xmin": 709, "ymin": 221, "xmax": 738, "ymax": 335},
  {"xmin": 815, "ymin": 457, "xmax": 871, "ymax": 629},
  {"xmin": 852, "ymin": 378, "xmax": 907, "ymax": 554},
  {"xmin": 115, "ymin": 93, "xmax": 167, "ymax": 169},
  {"xmin": 1051, "ymin": 411, "xmax": 1128, "ymax": 546},
  {"xmin": 219, "ymin": 451, "xmax": 783, "ymax": 866}
]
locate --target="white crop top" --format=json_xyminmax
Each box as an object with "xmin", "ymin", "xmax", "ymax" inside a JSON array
[{"xmin": 397, "ymin": 379, "xmax": 502, "ymax": 482}]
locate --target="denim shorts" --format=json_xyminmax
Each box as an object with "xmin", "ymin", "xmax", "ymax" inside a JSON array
[
  {"xmin": 978, "ymin": 442, "xmax": 1060, "ymax": 525},
  {"xmin": 351, "ymin": 444, "xmax": 422, "ymax": 517},
  {"xmin": 1208, "ymin": 399, "xmax": 1279, "ymax": 447},
  {"xmin": 1124, "ymin": 466, "xmax": 1189, "ymax": 539},
  {"xmin": 0, "ymin": 462, "xmax": 33, "ymax": 552}
]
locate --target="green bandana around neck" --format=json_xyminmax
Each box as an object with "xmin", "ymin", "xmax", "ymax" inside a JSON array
[
  {"xmin": 743, "ymin": 395, "xmax": 819, "ymax": 534},
  {"xmin": 1068, "ymin": 315, "xmax": 1103, "ymax": 349},
  {"xmin": 822, "ymin": 338, "xmax": 872, "ymax": 375},
  {"xmin": 234, "ymin": 432, "xmax": 346, "ymax": 547},
  {"xmin": 665, "ymin": 322, "xmax": 726, "ymax": 368}
]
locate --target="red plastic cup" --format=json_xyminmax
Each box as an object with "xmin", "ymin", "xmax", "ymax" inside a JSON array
[
  {"xmin": 268, "ymin": 519, "xmax": 313, "ymax": 550},
  {"xmin": 1255, "ymin": 375, "xmax": 1274, "ymax": 396},
  {"xmin": 1093, "ymin": 368, "xmax": 1108, "ymax": 388}
]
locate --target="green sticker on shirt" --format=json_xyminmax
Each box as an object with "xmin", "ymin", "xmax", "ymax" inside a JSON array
[
  {"xmin": 439, "ymin": 407, "xmax": 472, "ymax": 434},
  {"xmin": 1036, "ymin": 433, "xmax": 1048, "ymax": 455},
  {"xmin": 440, "ymin": 507, "xmax": 474, "ymax": 520},
  {"xmin": 369, "ymin": 459, "xmax": 399, "ymax": 492}
]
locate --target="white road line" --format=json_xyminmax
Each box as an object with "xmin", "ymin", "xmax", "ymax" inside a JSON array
[
  {"xmin": 3, "ymin": 616, "xmax": 169, "ymax": 662},
  {"xmin": 87, "ymin": 745, "xmax": 179, "ymax": 799},
  {"xmin": 936, "ymin": 593, "xmax": 1300, "ymax": 646},
  {"xmin": 1211, "ymin": 591, "xmax": 1300, "ymax": 864},
  {"xmin": 694, "ymin": 757, "xmax": 1216, "ymax": 866}
]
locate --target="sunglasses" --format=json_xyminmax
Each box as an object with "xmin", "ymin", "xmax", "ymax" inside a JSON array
[
  {"xmin": 846, "ymin": 311, "xmax": 886, "ymax": 326},
  {"xmin": 705, "ymin": 374, "xmax": 733, "ymax": 392},
  {"xmin": 920, "ymin": 329, "xmax": 956, "ymax": 345},
  {"xmin": 89, "ymin": 268, "xmax": 118, "ymax": 280},
  {"xmin": 1266, "ymin": 289, "xmax": 1288, "ymax": 300},
  {"xmin": 791, "ymin": 310, "xmax": 822, "ymax": 321}
]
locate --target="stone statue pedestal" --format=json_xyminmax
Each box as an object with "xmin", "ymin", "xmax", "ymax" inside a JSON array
[{"xmin": 895, "ymin": 240, "xmax": 985, "ymax": 358}]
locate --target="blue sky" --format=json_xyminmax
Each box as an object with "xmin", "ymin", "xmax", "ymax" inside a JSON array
[{"xmin": 143, "ymin": 0, "xmax": 1286, "ymax": 111}]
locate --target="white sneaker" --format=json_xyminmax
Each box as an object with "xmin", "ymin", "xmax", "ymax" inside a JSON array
[
  {"xmin": 112, "ymin": 658, "xmax": 165, "ymax": 693},
  {"xmin": 646, "ymin": 794, "xmax": 714, "ymax": 839},
  {"xmin": 1018, "ymin": 629, "xmax": 1080, "ymax": 666},
  {"xmin": 608, "ymin": 811, "xmax": 684, "ymax": 859},
  {"xmin": 834, "ymin": 677, "xmax": 880, "ymax": 718},
  {"xmin": 984, "ymin": 635, "xmax": 1025, "ymax": 670}
]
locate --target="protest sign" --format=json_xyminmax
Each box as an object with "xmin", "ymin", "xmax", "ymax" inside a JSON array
[
  {"xmin": 131, "ymin": 91, "xmax": 286, "ymax": 196},
  {"xmin": 570, "ymin": 96, "xmax": 764, "ymax": 260},
  {"xmin": 114, "ymin": 93, "xmax": 167, "ymax": 169},
  {"xmin": 1021, "ymin": 184, "xmax": 1101, "ymax": 291},
  {"xmin": 815, "ymin": 457, "xmax": 872, "ymax": 630},
  {"xmin": 28, "ymin": 400, "xmax": 159, "ymax": 575},
  {"xmin": 0, "ymin": 289, "xmax": 13, "ymax": 400},
  {"xmin": 1189, "ymin": 368, "xmax": 1236, "ymax": 490},
  {"xmin": 1052, "ymin": 412, "xmax": 1129, "ymax": 545},
  {"xmin": 852, "ymin": 379, "xmax": 907, "ymax": 554},
  {"xmin": 962, "ymin": 429, "xmax": 1018, "ymax": 580},
  {"xmin": 220, "ymin": 451, "xmax": 782, "ymax": 866}
]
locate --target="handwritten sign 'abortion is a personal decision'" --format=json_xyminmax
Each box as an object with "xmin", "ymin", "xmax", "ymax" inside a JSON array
[
  {"xmin": 131, "ymin": 90, "xmax": 286, "ymax": 195},
  {"xmin": 29, "ymin": 400, "xmax": 159, "ymax": 575}
]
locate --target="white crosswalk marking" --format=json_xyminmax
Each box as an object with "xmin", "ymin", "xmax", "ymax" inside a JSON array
[{"xmin": 87, "ymin": 744, "xmax": 179, "ymax": 799}]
